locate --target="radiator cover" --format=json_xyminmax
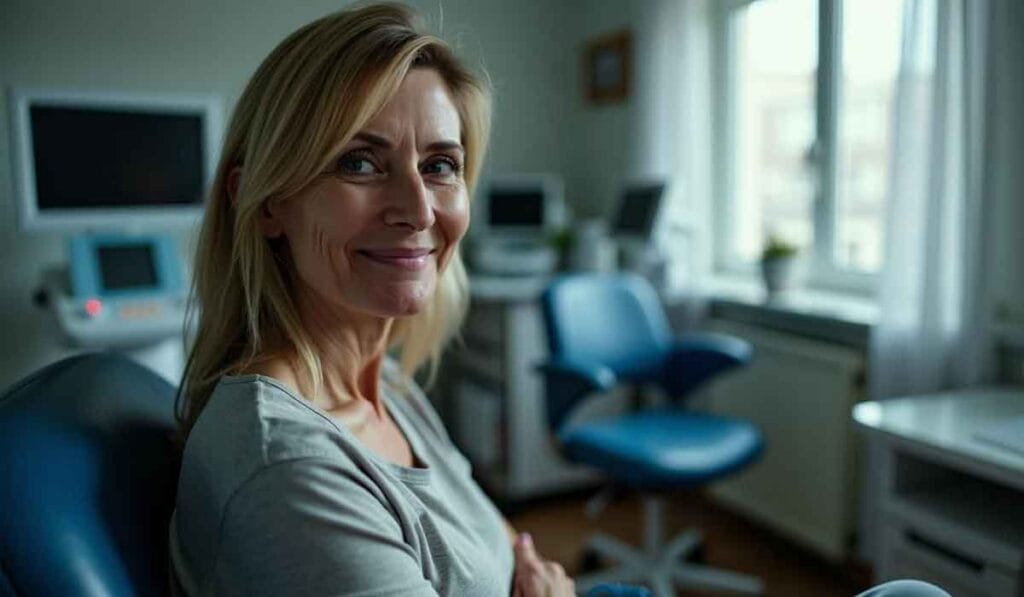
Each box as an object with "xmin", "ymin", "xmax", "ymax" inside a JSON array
[{"xmin": 702, "ymin": 319, "xmax": 866, "ymax": 562}]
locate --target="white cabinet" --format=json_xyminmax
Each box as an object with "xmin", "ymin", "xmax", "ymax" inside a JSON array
[
  {"xmin": 855, "ymin": 389, "xmax": 1024, "ymax": 596},
  {"xmin": 449, "ymin": 276, "xmax": 602, "ymax": 503}
]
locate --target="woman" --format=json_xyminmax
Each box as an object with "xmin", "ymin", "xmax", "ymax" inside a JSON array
[{"xmin": 170, "ymin": 4, "xmax": 573, "ymax": 596}]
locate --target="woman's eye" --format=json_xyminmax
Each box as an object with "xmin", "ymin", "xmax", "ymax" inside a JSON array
[
  {"xmin": 337, "ymin": 153, "xmax": 378, "ymax": 175},
  {"xmin": 422, "ymin": 158, "xmax": 460, "ymax": 176}
]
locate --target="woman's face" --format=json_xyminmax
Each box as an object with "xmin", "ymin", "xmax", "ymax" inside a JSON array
[{"xmin": 264, "ymin": 68, "xmax": 469, "ymax": 319}]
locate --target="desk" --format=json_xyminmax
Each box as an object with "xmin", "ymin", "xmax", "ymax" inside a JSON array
[{"xmin": 853, "ymin": 389, "xmax": 1024, "ymax": 596}]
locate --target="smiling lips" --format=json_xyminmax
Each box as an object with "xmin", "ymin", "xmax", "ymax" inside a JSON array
[{"xmin": 358, "ymin": 247, "xmax": 435, "ymax": 270}]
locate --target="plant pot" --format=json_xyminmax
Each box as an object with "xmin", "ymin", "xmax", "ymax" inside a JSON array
[{"xmin": 760, "ymin": 257, "xmax": 798, "ymax": 296}]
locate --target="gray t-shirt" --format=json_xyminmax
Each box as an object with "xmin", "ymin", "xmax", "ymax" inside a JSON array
[{"xmin": 169, "ymin": 360, "xmax": 514, "ymax": 596}]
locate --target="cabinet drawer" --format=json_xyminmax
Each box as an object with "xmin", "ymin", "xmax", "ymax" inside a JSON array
[
  {"xmin": 463, "ymin": 301, "xmax": 504, "ymax": 346},
  {"xmin": 883, "ymin": 524, "xmax": 1020, "ymax": 597},
  {"xmin": 456, "ymin": 348, "xmax": 503, "ymax": 384}
]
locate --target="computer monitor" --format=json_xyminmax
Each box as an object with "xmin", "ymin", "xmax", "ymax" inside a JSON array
[
  {"xmin": 478, "ymin": 174, "xmax": 566, "ymax": 238},
  {"xmin": 610, "ymin": 180, "xmax": 666, "ymax": 244},
  {"xmin": 8, "ymin": 88, "xmax": 223, "ymax": 231}
]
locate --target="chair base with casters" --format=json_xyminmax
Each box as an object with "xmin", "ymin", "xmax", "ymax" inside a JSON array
[
  {"xmin": 560, "ymin": 407, "xmax": 766, "ymax": 597},
  {"xmin": 575, "ymin": 495, "xmax": 762, "ymax": 596}
]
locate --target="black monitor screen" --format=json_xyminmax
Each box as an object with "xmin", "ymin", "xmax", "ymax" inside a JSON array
[
  {"xmin": 98, "ymin": 244, "xmax": 158, "ymax": 291},
  {"xmin": 488, "ymin": 189, "xmax": 544, "ymax": 227},
  {"xmin": 612, "ymin": 184, "xmax": 664, "ymax": 237},
  {"xmin": 30, "ymin": 106, "xmax": 205, "ymax": 209}
]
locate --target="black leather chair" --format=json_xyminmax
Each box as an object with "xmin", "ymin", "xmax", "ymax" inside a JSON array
[{"xmin": 0, "ymin": 353, "xmax": 178, "ymax": 596}]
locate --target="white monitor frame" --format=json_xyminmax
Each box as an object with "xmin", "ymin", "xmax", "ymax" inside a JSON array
[
  {"xmin": 476, "ymin": 173, "xmax": 566, "ymax": 238},
  {"xmin": 8, "ymin": 87, "xmax": 224, "ymax": 232}
]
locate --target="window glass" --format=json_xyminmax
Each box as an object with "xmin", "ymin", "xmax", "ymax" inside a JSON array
[
  {"xmin": 834, "ymin": 0, "xmax": 903, "ymax": 272},
  {"xmin": 730, "ymin": 0, "xmax": 819, "ymax": 262}
]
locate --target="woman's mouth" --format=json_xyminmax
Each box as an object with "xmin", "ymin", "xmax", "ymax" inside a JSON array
[{"xmin": 357, "ymin": 247, "xmax": 435, "ymax": 271}]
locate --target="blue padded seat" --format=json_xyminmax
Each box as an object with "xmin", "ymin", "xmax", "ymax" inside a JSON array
[
  {"xmin": 0, "ymin": 353, "xmax": 178, "ymax": 597},
  {"xmin": 559, "ymin": 409, "xmax": 764, "ymax": 489}
]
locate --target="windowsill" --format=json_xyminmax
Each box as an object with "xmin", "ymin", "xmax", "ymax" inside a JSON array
[{"xmin": 702, "ymin": 274, "xmax": 878, "ymax": 350}]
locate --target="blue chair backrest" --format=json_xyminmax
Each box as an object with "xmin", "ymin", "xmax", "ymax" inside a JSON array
[
  {"xmin": 542, "ymin": 273, "xmax": 672, "ymax": 380},
  {"xmin": 0, "ymin": 353, "xmax": 179, "ymax": 597}
]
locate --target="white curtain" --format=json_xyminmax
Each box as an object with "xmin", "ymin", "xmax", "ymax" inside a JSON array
[
  {"xmin": 633, "ymin": 0, "xmax": 715, "ymax": 326},
  {"xmin": 859, "ymin": 0, "xmax": 989, "ymax": 564}
]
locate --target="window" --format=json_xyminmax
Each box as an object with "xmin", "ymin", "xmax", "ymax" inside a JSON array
[{"xmin": 714, "ymin": 0, "xmax": 904, "ymax": 291}]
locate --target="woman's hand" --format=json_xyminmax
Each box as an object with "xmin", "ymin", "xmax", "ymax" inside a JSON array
[{"xmin": 512, "ymin": 533, "xmax": 576, "ymax": 597}]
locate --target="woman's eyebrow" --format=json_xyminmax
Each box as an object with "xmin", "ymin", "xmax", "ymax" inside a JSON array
[
  {"xmin": 353, "ymin": 131, "xmax": 393, "ymax": 148},
  {"xmin": 425, "ymin": 140, "xmax": 464, "ymax": 154},
  {"xmin": 351, "ymin": 132, "xmax": 463, "ymax": 155}
]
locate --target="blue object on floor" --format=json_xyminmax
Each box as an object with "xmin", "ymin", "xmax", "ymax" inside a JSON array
[{"xmin": 586, "ymin": 583, "xmax": 652, "ymax": 597}]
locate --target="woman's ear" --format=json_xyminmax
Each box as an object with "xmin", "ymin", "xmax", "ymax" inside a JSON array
[
  {"xmin": 226, "ymin": 166, "xmax": 242, "ymax": 206},
  {"xmin": 229, "ymin": 166, "xmax": 285, "ymax": 239},
  {"xmin": 258, "ymin": 200, "xmax": 286, "ymax": 239}
]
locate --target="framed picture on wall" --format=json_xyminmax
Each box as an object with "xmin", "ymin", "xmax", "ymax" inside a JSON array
[{"xmin": 584, "ymin": 29, "xmax": 632, "ymax": 104}]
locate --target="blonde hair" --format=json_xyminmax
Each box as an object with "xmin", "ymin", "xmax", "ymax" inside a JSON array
[{"xmin": 176, "ymin": 3, "xmax": 491, "ymax": 438}]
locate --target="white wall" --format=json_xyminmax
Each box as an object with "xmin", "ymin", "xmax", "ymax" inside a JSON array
[
  {"xmin": 561, "ymin": 1, "xmax": 651, "ymax": 218},
  {"xmin": 0, "ymin": 0, "xmax": 575, "ymax": 388}
]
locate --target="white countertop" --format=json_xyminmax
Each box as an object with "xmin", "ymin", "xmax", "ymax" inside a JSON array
[{"xmin": 853, "ymin": 388, "xmax": 1024, "ymax": 481}]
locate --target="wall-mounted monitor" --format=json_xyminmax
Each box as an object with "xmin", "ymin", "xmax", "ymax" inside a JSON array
[
  {"xmin": 477, "ymin": 173, "xmax": 566, "ymax": 238},
  {"xmin": 8, "ymin": 88, "xmax": 223, "ymax": 232}
]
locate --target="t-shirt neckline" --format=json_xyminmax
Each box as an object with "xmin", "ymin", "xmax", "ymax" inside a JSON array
[{"xmin": 220, "ymin": 372, "xmax": 432, "ymax": 484}]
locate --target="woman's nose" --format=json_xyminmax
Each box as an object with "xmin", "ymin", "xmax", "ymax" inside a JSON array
[{"xmin": 383, "ymin": 169, "xmax": 435, "ymax": 231}]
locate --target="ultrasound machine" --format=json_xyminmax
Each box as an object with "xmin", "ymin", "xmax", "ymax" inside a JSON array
[{"xmin": 9, "ymin": 88, "xmax": 223, "ymax": 382}]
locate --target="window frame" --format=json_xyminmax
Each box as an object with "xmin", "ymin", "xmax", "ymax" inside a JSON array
[{"xmin": 712, "ymin": 0, "xmax": 881, "ymax": 296}]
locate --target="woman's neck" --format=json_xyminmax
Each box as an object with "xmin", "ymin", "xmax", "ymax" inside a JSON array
[{"xmin": 281, "ymin": 285, "xmax": 395, "ymax": 417}]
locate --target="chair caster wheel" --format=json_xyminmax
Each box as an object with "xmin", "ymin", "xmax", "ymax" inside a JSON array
[
  {"xmin": 685, "ymin": 544, "xmax": 707, "ymax": 564},
  {"xmin": 578, "ymin": 548, "xmax": 604, "ymax": 573}
]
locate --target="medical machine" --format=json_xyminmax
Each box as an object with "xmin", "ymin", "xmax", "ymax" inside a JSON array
[
  {"xmin": 609, "ymin": 180, "xmax": 668, "ymax": 284},
  {"xmin": 11, "ymin": 88, "xmax": 223, "ymax": 382},
  {"xmin": 469, "ymin": 174, "xmax": 567, "ymax": 276},
  {"xmin": 37, "ymin": 234, "xmax": 190, "ymax": 382}
]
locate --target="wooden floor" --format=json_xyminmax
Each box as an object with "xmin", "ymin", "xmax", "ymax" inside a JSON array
[{"xmin": 506, "ymin": 489, "xmax": 871, "ymax": 597}]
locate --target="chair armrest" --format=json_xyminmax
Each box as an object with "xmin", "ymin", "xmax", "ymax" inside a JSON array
[
  {"xmin": 660, "ymin": 332, "xmax": 753, "ymax": 398},
  {"xmin": 675, "ymin": 332, "xmax": 753, "ymax": 366},
  {"xmin": 535, "ymin": 358, "xmax": 618, "ymax": 433},
  {"xmin": 537, "ymin": 358, "xmax": 618, "ymax": 394}
]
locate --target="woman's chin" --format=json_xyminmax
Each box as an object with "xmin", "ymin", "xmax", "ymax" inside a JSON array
[{"xmin": 368, "ymin": 285, "xmax": 434, "ymax": 317}]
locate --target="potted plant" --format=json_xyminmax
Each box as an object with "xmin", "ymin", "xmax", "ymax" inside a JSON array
[{"xmin": 760, "ymin": 235, "xmax": 800, "ymax": 296}]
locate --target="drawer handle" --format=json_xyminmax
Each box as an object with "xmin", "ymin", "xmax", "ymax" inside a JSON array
[{"xmin": 905, "ymin": 531, "xmax": 984, "ymax": 574}]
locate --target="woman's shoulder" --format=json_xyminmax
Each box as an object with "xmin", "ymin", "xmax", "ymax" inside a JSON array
[
  {"xmin": 176, "ymin": 374, "xmax": 374, "ymax": 528},
  {"xmin": 186, "ymin": 374, "xmax": 351, "ymax": 475}
]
